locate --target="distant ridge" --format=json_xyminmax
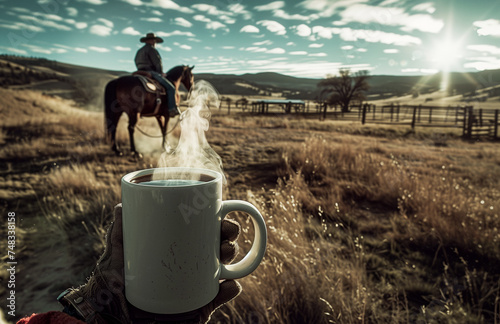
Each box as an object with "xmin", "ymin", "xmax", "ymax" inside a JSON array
[{"xmin": 2, "ymin": 55, "xmax": 500, "ymax": 102}]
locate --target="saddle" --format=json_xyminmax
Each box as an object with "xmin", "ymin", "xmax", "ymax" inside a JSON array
[
  {"xmin": 132, "ymin": 71, "xmax": 167, "ymax": 96},
  {"xmin": 132, "ymin": 71, "xmax": 166, "ymax": 117}
]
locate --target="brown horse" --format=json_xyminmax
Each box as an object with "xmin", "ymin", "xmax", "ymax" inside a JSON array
[{"xmin": 104, "ymin": 65, "xmax": 194, "ymax": 156}]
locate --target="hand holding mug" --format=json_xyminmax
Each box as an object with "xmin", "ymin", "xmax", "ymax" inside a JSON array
[{"xmin": 58, "ymin": 167, "xmax": 267, "ymax": 323}]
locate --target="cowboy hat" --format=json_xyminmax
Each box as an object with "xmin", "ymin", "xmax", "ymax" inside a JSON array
[{"xmin": 140, "ymin": 32, "xmax": 164, "ymax": 43}]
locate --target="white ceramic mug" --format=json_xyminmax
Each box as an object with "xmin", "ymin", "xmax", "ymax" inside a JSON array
[{"xmin": 121, "ymin": 167, "xmax": 267, "ymax": 314}]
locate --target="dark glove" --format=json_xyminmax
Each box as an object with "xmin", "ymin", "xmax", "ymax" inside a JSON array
[{"xmin": 58, "ymin": 204, "xmax": 242, "ymax": 323}]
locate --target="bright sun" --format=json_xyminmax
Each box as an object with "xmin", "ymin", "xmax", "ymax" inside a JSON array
[
  {"xmin": 429, "ymin": 39, "xmax": 464, "ymax": 69},
  {"xmin": 427, "ymin": 34, "xmax": 465, "ymax": 90}
]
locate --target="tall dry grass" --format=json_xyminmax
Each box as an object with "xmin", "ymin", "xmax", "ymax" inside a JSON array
[
  {"xmin": 214, "ymin": 133, "xmax": 500, "ymax": 323},
  {"xmin": 2, "ymin": 89, "xmax": 499, "ymax": 323}
]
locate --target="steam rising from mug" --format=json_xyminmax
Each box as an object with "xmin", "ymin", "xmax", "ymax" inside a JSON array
[{"xmin": 154, "ymin": 80, "xmax": 225, "ymax": 183}]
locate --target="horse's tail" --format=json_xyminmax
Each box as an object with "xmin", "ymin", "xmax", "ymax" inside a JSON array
[{"xmin": 104, "ymin": 78, "xmax": 121, "ymax": 143}]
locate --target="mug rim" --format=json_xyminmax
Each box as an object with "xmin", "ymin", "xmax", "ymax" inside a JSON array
[{"xmin": 122, "ymin": 167, "xmax": 222, "ymax": 188}]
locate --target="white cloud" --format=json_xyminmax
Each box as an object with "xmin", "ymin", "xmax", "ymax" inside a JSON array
[
  {"xmin": 174, "ymin": 17, "xmax": 192, "ymax": 27},
  {"xmin": 89, "ymin": 46, "xmax": 110, "ymax": 52},
  {"xmin": 156, "ymin": 44, "xmax": 172, "ymax": 52},
  {"xmin": 257, "ymin": 20, "xmax": 286, "ymax": 35},
  {"xmin": 114, "ymin": 46, "xmax": 131, "ymax": 51},
  {"xmin": 121, "ymin": 0, "xmax": 143, "ymax": 5},
  {"xmin": 75, "ymin": 22, "xmax": 88, "ymax": 29},
  {"xmin": 254, "ymin": 40, "xmax": 273, "ymax": 46},
  {"xmin": 339, "ymin": 4, "xmax": 443, "ymax": 33},
  {"xmin": 267, "ymin": 48, "xmax": 286, "ymax": 54},
  {"xmin": 193, "ymin": 15, "xmax": 210, "ymax": 23},
  {"xmin": 122, "ymin": 27, "xmax": 141, "ymax": 35},
  {"xmin": 0, "ymin": 46, "xmax": 28, "ymax": 55},
  {"xmin": 464, "ymin": 57, "xmax": 500, "ymax": 71},
  {"xmin": 21, "ymin": 44, "xmax": 52, "ymax": 54},
  {"xmin": 402, "ymin": 68, "xmax": 438, "ymax": 74},
  {"xmin": 298, "ymin": 0, "xmax": 366, "ymax": 18},
  {"xmin": 9, "ymin": 7, "xmax": 30, "ymax": 13},
  {"xmin": 174, "ymin": 42, "xmax": 192, "ymax": 50},
  {"xmin": 384, "ymin": 48, "xmax": 399, "ymax": 53},
  {"xmin": 141, "ymin": 17, "xmax": 162, "ymax": 22},
  {"xmin": 411, "ymin": 2, "xmax": 435, "ymax": 14},
  {"xmin": 97, "ymin": 18, "xmax": 114, "ymax": 28},
  {"xmin": 192, "ymin": 14, "xmax": 228, "ymax": 31},
  {"xmin": 273, "ymin": 10, "xmax": 311, "ymax": 21},
  {"xmin": 290, "ymin": 51, "xmax": 308, "ymax": 55},
  {"xmin": 311, "ymin": 26, "xmax": 334, "ymax": 39},
  {"xmin": 34, "ymin": 12, "xmax": 63, "ymax": 21},
  {"xmin": 240, "ymin": 25, "xmax": 259, "ymax": 33},
  {"xmin": 157, "ymin": 30, "xmax": 196, "ymax": 37},
  {"xmin": 309, "ymin": 53, "xmax": 327, "ymax": 57},
  {"xmin": 90, "ymin": 24, "xmax": 112, "ymax": 36},
  {"xmin": 309, "ymin": 43, "xmax": 323, "ymax": 48},
  {"xmin": 474, "ymin": 19, "xmax": 500, "ymax": 37},
  {"xmin": 228, "ymin": 3, "xmax": 252, "ymax": 20},
  {"xmin": 338, "ymin": 28, "xmax": 421, "ymax": 46},
  {"xmin": 192, "ymin": 3, "xmax": 230, "ymax": 16},
  {"xmin": 19, "ymin": 15, "xmax": 72, "ymax": 31},
  {"xmin": 255, "ymin": 1, "xmax": 285, "ymax": 11},
  {"xmin": 294, "ymin": 24, "xmax": 311, "ymax": 37},
  {"xmin": 147, "ymin": 0, "xmax": 194, "ymax": 13},
  {"xmin": 207, "ymin": 21, "xmax": 226, "ymax": 30},
  {"xmin": 341, "ymin": 45, "xmax": 353, "ymax": 50},
  {"xmin": 151, "ymin": 10, "xmax": 163, "ymax": 16},
  {"xmin": 356, "ymin": 48, "xmax": 367, "ymax": 52},
  {"xmin": 0, "ymin": 22, "xmax": 44, "ymax": 33},
  {"xmin": 241, "ymin": 46, "xmax": 268, "ymax": 53},
  {"xmin": 78, "ymin": 0, "xmax": 107, "ymax": 5},
  {"xmin": 311, "ymin": 26, "xmax": 421, "ymax": 46},
  {"xmin": 75, "ymin": 47, "xmax": 88, "ymax": 53},
  {"xmin": 467, "ymin": 44, "xmax": 500, "ymax": 55}
]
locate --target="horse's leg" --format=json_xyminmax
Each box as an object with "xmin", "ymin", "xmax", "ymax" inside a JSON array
[
  {"xmin": 104, "ymin": 79, "xmax": 123, "ymax": 156},
  {"xmin": 156, "ymin": 115, "xmax": 168, "ymax": 150},
  {"xmin": 128, "ymin": 112, "xmax": 140, "ymax": 156}
]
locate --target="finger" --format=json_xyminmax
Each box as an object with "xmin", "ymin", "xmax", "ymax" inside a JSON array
[
  {"xmin": 220, "ymin": 240, "xmax": 238, "ymax": 264},
  {"xmin": 221, "ymin": 218, "xmax": 240, "ymax": 242},
  {"xmin": 200, "ymin": 280, "xmax": 242, "ymax": 323},
  {"xmin": 110, "ymin": 204, "xmax": 124, "ymax": 250}
]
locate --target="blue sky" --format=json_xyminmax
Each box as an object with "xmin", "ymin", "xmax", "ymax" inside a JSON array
[{"xmin": 0, "ymin": 0, "xmax": 499, "ymax": 78}]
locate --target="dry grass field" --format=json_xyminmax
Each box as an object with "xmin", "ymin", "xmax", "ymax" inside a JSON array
[{"xmin": 1, "ymin": 87, "xmax": 499, "ymax": 323}]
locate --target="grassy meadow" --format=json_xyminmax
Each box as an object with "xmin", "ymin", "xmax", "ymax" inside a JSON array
[{"xmin": 0, "ymin": 87, "xmax": 499, "ymax": 323}]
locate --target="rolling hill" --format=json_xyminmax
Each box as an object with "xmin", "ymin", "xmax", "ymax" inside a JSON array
[{"xmin": 2, "ymin": 54, "xmax": 500, "ymax": 104}]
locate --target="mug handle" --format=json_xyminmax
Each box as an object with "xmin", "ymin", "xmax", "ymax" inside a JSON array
[{"xmin": 219, "ymin": 200, "xmax": 267, "ymax": 280}]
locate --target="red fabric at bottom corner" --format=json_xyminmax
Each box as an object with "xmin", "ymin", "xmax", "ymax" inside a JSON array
[{"xmin": 16, "ymin": 311, "xmax": 85, "ymax": 324}]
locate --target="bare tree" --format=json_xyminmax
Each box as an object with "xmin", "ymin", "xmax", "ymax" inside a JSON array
[{"xmin": 318, "ymin": 69, "xmax": 370, "ymax": 113}]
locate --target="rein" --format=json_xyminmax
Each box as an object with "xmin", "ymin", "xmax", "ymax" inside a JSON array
[{"xmin": 135, "ymin": 117, "xmax": 180, "ymax": 137}]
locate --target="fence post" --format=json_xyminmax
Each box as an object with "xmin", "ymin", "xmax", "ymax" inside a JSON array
[
  {"xmin": 361, "ymin": 103, "xmax": 367, "ymax": 124},
  {"xmin": 428, "ymin": 106, "xmax": 433, "ymax": 123},
  {"xmin": 465, "ymin": 106, "xmax": 474, "ymax": 139},
  {"xmin": 411, "ymin": 105, "xmax": 417, "ymax": 129},
  {"xmin": 373, "ymin": 104, "xmax": 376, "ymax": 120},
  {"xmin": 494, "ymin": 110, "xmax": 499, "ymax": 140},
  {"xmin": 479, "ymin": 109, "xmax": 483, "ymax": 127},
  {"xmin": 390, "ymin": 103, "xmax": 394, "ymax": 122},
  {"xmin": 396, "ymin": 104, "xmax": 400, "ymax": 121}
]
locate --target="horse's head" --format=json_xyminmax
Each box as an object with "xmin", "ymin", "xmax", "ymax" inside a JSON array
[
  {"xmin": 182, "ymin": 65, "xmax": 194, "ymax": 92},
  {"xmin": 165, "ymin": 65, "xmax": 194, "ymax": 91}
]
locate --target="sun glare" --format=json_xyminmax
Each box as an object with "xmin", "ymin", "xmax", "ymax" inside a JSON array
[
  {"xmin": 428, "ymin": 35, "xmax": 465, "ymax": 90},
  {"xmin": 430, "ymin": 40, "xmax": 463, "ymax": 67}
]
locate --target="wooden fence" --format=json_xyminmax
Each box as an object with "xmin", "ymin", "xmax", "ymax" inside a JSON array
[
  {"xmin": 357, "ymin": 103, "xmax": 499, "ymax": 141},
  {"xmin": 227, "ymin": 99, "xmax": 499, "ymax": 141}
]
